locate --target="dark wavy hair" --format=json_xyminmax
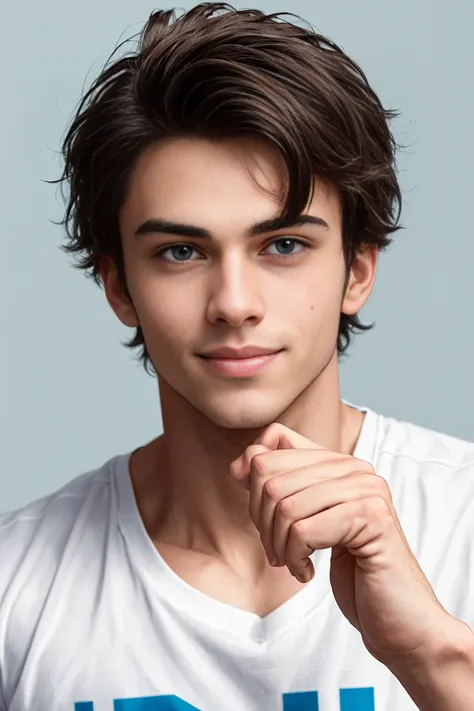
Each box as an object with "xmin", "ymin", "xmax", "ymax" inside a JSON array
[{"xmin": 56, "ymin": 2, "xmax": 402, "ymax": 375}]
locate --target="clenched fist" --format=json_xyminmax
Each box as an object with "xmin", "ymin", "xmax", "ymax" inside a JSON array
[{"xmin": 230, "ymin": 422, "xmax": 455, "ymax": 666}]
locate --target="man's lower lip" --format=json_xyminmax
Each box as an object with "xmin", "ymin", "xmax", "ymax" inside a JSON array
[{"xmin": 199, "ymin": 352, "xmax": 281, "ymax": 376}]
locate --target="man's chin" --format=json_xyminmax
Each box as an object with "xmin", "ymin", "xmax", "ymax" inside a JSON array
[
  {"xmin": 159, "ymin": 375, "xmax": 294, "ymax": 431},
  {"xmin": 198, "ymin": 399, "xmax": 289, "ymax": 432}
]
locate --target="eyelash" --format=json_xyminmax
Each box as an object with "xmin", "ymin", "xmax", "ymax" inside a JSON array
[{"xmin": 153, "ymin": 238, "xmax": 310, "ymax": 264}]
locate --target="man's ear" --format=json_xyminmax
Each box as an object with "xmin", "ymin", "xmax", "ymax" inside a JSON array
[
  {"xmin": 341, "ymin": 244, "xmax": 378, "ymax": 316},
  {"xmin": 99, "ymin": 256, "xmax": 139, "ymax": 328}
]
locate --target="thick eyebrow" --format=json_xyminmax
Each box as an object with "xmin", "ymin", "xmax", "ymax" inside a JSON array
[{"xmin": 134, "ymin": 214, "xmax": 329, "ymax": 239}]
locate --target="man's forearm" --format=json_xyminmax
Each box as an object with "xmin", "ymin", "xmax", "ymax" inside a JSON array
[{"xmin": 388, "ymin": 619, "xmax": 474, "ymax": 711}]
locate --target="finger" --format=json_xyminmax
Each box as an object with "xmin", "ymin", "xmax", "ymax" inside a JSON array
[
  {"xmin": 271, "ymin": 472, "xmax": 390, "ymax": 564},
  {"xmin": 289, "ymin": 556, "xmax": 315, "ymax": 584},
  {"xmin": 253, "ymin": 422, "xmax": 327, "ymax": 452},
  {"xmin": 230, "ymin": 420, "xmax": 325, "ymax": 490},
  {"xmin": 230, "ymin": 445, "xmax": 338, "ymax": 489},
  {"xmin": 258, "ymin": 460, "xmax": 368, "ymax": 564},
  {"xmin": 230, "ymin": 444, "xmax": 269, "ymax": 489},
  {"xmin": 286, "ymin": 496, "xmax": 398, "ymax": 581},
  {"xmin": 250, "ymin": 451, "xmax": 354, "ymax": 528}
]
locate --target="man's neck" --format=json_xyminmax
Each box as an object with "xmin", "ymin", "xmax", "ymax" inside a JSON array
[{"xmin": 129, "ymin": 361, "xmax": 365, "ymax": 578}]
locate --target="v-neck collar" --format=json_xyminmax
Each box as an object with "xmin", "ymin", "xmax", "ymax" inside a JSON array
[{"xmin": 114, "ymin": 405, "xmax": 379, "ymax": 643}]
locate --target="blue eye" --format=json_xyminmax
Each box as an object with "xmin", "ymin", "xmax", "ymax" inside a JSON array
[
  {"xmin": 159, "ymin": 245, "xmax": 200, "ymax": 262},
  {"xmin": 265, "ymin": 238, "xmax": 306, "ymax": 256},
  {"xmin": 155, "ymin": 237, "xmax": 307, "ymax": 264}
]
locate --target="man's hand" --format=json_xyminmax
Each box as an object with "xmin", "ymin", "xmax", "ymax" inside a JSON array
[{"xmin": 230, "ymin": 421, "xmax": 459, "ymax": 667}]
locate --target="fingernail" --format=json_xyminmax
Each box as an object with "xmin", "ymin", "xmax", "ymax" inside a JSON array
[{"xmin": 270, "ymin": 555, "xmax": 279, "ymax": 566}]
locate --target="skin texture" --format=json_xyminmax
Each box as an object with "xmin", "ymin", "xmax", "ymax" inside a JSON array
[
  {"xmin": 101, "ymin": 135, "xmax": 376, "ymax": 608},
  {"xmin": 229, "ymin": 425, "xmax": 474, "ymax": 709},
  {"xmin": 230, "ymin": 423, "xmax": 452, "ymax": 661},
  {"xmin": 100, "ymin": 136, "xmax": 474, "ymax": 707}
]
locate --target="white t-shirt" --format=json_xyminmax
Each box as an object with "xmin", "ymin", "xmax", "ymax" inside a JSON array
[{"xmin": 1, "ymin": 407, "xmax": 474, "ymax": 711}]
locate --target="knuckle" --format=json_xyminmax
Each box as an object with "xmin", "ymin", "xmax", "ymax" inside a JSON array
[
  {"xmin": 276, "ymin": 496, "xmax": 296, "ymax": 519},
  {"xmin": 353, "ymin": 468, "xmax": 392, "ymax": 502},
  {"xmin": 371, "ymin": 474, "xmax": 391, "ymax": 498},
  {"xmin": 290, "ymin": 518, "xmax": 307, "ymax": 539},
  {"xmin": 250, "ymin": 452, "xmax": 267, "ymax": 477},
  {"xmin": 354, "ymin": 458, "xmax": 376, "ymax": 475},
  {"xmin": 262, "ymin": 477, "xmax": 282, "ymax": 502},
  {"xmin": 359, "ymin": 471, "xmax": 392, "ymax": 503},
  {"xmin": 364, "ymin": 495, "xmax": 390, "ymax": 521}
]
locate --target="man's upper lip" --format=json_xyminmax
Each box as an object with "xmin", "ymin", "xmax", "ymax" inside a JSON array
[{"xmin": 200, "ymin": 346, "xmax": 282, "ymax": 359}]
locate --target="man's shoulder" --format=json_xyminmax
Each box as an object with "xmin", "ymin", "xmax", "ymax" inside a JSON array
[
  {"xmin": 375, "ymin": 409, "xmax": 474, "ymax": 475},
  {"xmin": 0, "ymin": 453, "xmax": 130, "ymax": 698},
  {"xmin": 0, "ymin": 453, "xmax": 124, "ymax": 571}
]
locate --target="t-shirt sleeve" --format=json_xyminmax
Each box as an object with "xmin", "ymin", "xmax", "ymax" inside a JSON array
[
  {"xmin": 0, "ymin": 499, "xmax": 66, "ymax": 708},
  {"xmin": 0, "ymin": 511, "xmax": 39, "ymax": 710}
]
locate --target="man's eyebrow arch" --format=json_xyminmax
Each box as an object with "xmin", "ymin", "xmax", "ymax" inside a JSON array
[{"xmin": 134, "ymin": 214, "xmax": 329, "ymax": 239}]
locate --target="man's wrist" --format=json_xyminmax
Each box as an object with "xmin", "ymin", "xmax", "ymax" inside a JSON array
[{"xmin": 386, "ymin": 617, "xmax": 474, "ymax": 711}]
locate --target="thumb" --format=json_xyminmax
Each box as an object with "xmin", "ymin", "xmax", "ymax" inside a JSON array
[{"xmin": 254, "ymin": 422, "xmax": 326, "ymax": 452}]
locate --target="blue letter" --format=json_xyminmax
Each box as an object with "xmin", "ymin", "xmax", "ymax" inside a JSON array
[
  {"xmin": 283, "ymin": 690, "xmax": 319, "ymax": 710},
  {"xmin": 114, "ymin": 695, "xmax": 201, "ymax": 710},
  {"xmin": 340, "ymin": 687, "xmax": 375, "ymax": 711},
  {"xmin": 75, "ymin": 697, "xmax": 202, "ymax": 711}
]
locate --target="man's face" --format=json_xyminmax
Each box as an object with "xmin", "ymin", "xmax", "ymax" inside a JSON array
[{"xmin": 116, "ymin": 136, "xmax": 355, "ymax": 429}]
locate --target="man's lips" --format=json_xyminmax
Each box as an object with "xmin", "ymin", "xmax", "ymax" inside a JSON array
[
  {"xmin": 197, "ymin": 347, "xmax": 284, "ymax": 377},
  {"xmin": 199, "ymin": 346, "xmax": 283, "ymax": 359}
]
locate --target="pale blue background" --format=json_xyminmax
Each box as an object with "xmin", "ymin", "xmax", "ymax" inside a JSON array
[{"xmin": 1, "ymin": 0, "xmax": 473, "ymax": 512}]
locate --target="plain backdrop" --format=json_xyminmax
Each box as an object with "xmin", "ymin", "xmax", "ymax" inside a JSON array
[{"xmin": 1, "ymin": 0, "xmax": 473, "ymax": 512}]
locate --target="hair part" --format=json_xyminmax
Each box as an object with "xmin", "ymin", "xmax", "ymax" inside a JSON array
[{"xmin": 55, "ymin": 2, "xmax": 403, "ymax": 375}]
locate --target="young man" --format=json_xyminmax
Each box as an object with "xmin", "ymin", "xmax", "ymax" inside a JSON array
[{"xmin": 1, "ymin": 3, "xmax": 473, "ymax": 710}]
